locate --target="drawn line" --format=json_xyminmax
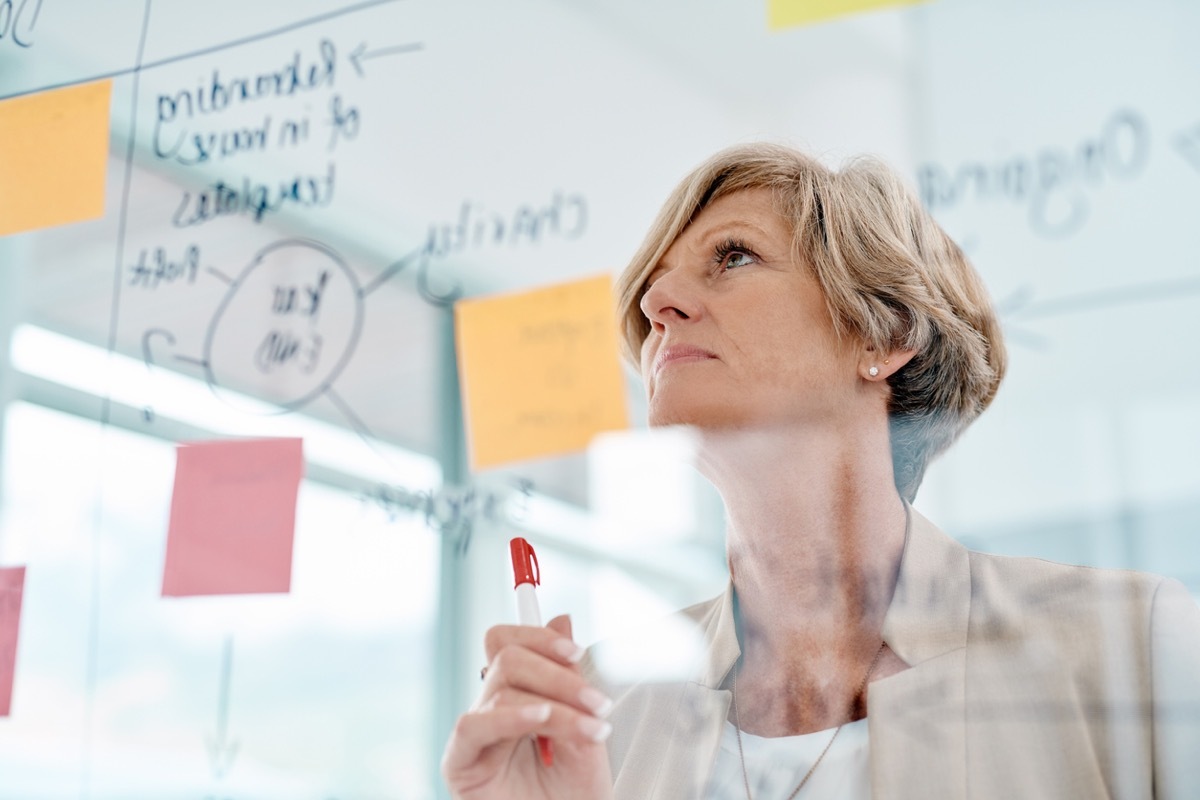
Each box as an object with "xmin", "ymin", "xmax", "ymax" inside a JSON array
[
  {"xmin": 206, "ymin": 266, "xmax": 234, "ymax": 285},
  {"xmin": 359, "ymin": 42, "xmax": 424, "ymax": 60},
  {"xmin": 174, "ymin": 354, "xmax": 208, "ymax": 367},
  {"xmin": 1002, "ymin": 326, "xmax": 1050, "ymax": 352},
  {"xmin": 88, "ymin": 1, "xmax": 154, "ymax": 791},
  {"xmin": 326, "ymin": 386, "xmax": 383, "ymax": 445},
  {"xmin": 325, "ymin": 386, "xmax": 424, "ymax": 480},
  {"xmin": 141, "ymin": 327, "xmax": 176, "ymax": 365},
  {"xmin": 0, "ymin": 0, "xmax": 407, "ymax": 102},
  {"xmin": 1017, "ymin": 276, "xmax": 1200, "ymax": 320},
  {"xmin": 216, "ymin": 635, "xmax": 233, "ymax": 740},
  {"xmin": 26, "ymin": 0, "xmax": 43, "ymax": 31},
  {"xmin": 360, "ymin": 248, "xmax": 420, "ymax": 297}
]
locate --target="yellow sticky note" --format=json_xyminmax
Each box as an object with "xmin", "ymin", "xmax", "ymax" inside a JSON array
[
  {"xmin": 0, "ymin": 80, "xmax": 112, "ymax": 237},
  {"xmin": 455, "ymin": 274, "xmax": 629, "ymax": 471},
  {"xmin": 768, "ymin": 0, "xmax": 926, "ymax": 30}
]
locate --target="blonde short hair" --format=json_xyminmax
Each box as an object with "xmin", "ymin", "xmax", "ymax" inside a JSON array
[{"xmin": 615, "ymin": 143, "xmax": 1006, "ymax": 501}]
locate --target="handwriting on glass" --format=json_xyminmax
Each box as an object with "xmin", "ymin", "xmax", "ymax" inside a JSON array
[
  {"xmin": 363, "ymin": 478, "xmax": 534, "ymax": 556},
  {"xmin": 128, "ymin": 244, "xmax": 200, "ymax": 289},
  {"xmin": 153, "ymin": 38, "xmax": 361, "ymax": 228},
  {"xmin": 0, "ymin": 0, "xmax": 42, "ymax": 49},
  {"xmin": 918, "ymin": 109, "xmax": 1149, "ymax": 238}
]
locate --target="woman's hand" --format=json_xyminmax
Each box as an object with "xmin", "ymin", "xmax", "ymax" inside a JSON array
[{"xmin": 442, "ymin": 614, "xmax": 615, "ymax": 800}]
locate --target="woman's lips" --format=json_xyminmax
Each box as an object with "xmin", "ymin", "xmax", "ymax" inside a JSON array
[{"xmin": 654, "ymin": 344, "xmax": 717, "ymax": 375}]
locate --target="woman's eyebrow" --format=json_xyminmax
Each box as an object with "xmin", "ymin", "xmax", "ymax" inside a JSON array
[{"xmin": 694, "ymin": 219, "xmax": 774, "ymax": 244}]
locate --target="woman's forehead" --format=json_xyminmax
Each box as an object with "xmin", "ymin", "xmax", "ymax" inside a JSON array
[{"xmin": 653, "ymin": 192, "xmax": 790, "ymax": 268}]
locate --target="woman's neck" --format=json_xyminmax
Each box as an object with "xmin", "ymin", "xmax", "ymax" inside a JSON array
[{"xmin": 697, "ymin": 422, "xmax": 909, "ymax": 735}]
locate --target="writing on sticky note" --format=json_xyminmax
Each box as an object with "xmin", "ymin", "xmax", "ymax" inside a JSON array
[
  {"xmin": 162, "ymin": 438, "xmax": 303, "ymax": 597},
  {"xmin": 0, "ymin": 79, "xmax": 112, "ymax": 238},
  {"xmin": 0, "ymin": 566, "xmax": 26, "ymax": 717},
  {"xmin": 768, "ymin": 0, "xmax": 927, "ymax": 30},
  {"xmin": 455, "ymin": 274, "xmax": 629, "ymax": 471}
]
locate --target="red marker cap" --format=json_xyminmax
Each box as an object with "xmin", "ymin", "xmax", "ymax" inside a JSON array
[{"xmin": 509, "ymin": 537, "xmax": 540, "ymax": 589}]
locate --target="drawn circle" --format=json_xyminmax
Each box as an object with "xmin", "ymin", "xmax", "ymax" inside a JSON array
[{"xmin": 203, "ymin": 239, "xmax": 364, "ymax": 411}]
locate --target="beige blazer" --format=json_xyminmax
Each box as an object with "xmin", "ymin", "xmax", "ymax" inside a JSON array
[{"xmin": 582, "ymin": 507, "xmax": 1200, "ymax": 799}]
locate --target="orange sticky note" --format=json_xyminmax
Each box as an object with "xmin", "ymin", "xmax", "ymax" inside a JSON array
[
  {"xmin": 162, "ymin": 438, "xmax": 303, "ymax": 597},
  {"xmin": 768, "ymin": 0, "xmax": 926, "ymax": 29},
  {"xmin": 0, "ymin": 566, "xmax": 25, "ymax": 717},
  {"xmin": 455, "ymin": 274, "xmax": 629, "ymax": 470},
  {"xmin": 0, "ymin": 80, "xmax": 112, "ymax": 237}
]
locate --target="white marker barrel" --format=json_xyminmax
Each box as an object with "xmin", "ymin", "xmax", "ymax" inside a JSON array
[{"xmin": 515, "ymin": 582, "xmax": 542, "ymax": 627}]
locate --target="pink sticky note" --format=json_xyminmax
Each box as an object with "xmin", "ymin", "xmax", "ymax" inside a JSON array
[
  {"xmin": 0, "ymin": 566, "xmax": 26, "ymax": 717},
  {"xmin": 162, "ymin": 438, "xmax": 303, "ymax": 597}
]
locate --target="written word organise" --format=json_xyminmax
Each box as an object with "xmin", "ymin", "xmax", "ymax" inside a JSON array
[{"xmin": 918, "ymin": 109, "xmax": 1149, "ymax": 238}]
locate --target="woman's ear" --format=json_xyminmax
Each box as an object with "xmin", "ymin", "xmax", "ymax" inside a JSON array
[{"xmin": 860, "ymin": 346, "xmax": 917, "ymax": 381}]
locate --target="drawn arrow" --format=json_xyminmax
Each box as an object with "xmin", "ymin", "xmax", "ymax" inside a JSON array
[
  {"xmin": 205, "ymin": 635, "xmax": 239, "ymax": 780},
  {"xmin": 1009, "ymin": 276, "xmax": 1200, "ymax": 320},
  {"xmin": 995, "ymin": 276, "xmax": 1200, "ymax": 350},
  {"xmin": 348, "ymin": 40, "xmax": 424, "ymax": 76},
  {"xmin": 993, "ymin": 284, "xmax": 1049, "ymax": 350}
]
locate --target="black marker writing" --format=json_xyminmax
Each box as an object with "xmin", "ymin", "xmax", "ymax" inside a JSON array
[
  {"xmin": 158, "ymin": 115, "xmax": 273, "ymax": 166},
  {"xmin": 374, "ymin": 192, "xmax": 589, "ymax": 307},
  {"xmin": 153, "ymin": 39, "xmax": 336, "ymax": 159},
  {"xmin": 1173, "ymin": 121, "xmax": 1200, "ymax": 172},
  {"xmin": 422, "ymin": 192, "xmax": 588, "ymax": 260},
  {"xmin": 254, "ymin": 330, "xmax": 322, "ymax": 375},
  {"xmin": 172, "ymin": 163, "xmax": 335, "ymax": 226},
  {"xmin": 363, "ymin": 478, "xmax": 535, "ymax": 556},
  {"xmin": 326, "ymin": 94, "xmax": 360, "ymax": 150},
  {"xmin": 918, "ymin": 109, "xmax": 1149, "ymax": 238},
  {"xmin": 128, "ymin": 244, "xmax": 200, "ymax": 289},
  {"xmin": 272, "ymin": 270, "xmax": 328, "ymax": 320},
  {"xmin": 0, "ymin": 0, "xmax": 42, "ymax": 49}
]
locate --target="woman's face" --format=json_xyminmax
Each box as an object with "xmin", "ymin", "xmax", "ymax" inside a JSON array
[{"xmin": 638, "ymin": 188, "xmax": 863, "ymax": 431}]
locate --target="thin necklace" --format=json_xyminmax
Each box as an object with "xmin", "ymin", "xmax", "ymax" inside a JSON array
[{"xmin": 731, "ymin": 640, "xmax": 886, "ymax": 800}]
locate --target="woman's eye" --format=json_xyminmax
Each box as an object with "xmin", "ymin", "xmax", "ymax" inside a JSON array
[{"xmin": 722, "ymin": 250, "xmax": 755, "ymax": 269}]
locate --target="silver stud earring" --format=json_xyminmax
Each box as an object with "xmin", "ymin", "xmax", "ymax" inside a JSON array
[{"xmin": 868, "ymin": 366, "xmax": 880, "ymax": 377}]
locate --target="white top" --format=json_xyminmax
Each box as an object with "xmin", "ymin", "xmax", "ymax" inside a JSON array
[{"xmin": 704, "ymin": 718, "xmax": 870, "ymax": 800}]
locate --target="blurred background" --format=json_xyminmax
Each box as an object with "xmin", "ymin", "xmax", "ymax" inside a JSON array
[{"xmin": 0, "ymin": 0, "xmax": 1197, "ymax": 797}]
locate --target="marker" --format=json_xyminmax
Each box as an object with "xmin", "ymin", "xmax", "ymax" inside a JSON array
[{"xmin": 510, "ymin": 536, "xmax": 554, "ymax": 768}]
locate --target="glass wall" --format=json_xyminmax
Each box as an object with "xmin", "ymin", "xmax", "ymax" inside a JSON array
[{"xmin": 0, "ymin": 2, "xmax": 1196, "ymax": 798}]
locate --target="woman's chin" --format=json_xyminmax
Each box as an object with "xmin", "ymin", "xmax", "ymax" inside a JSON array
[{"xmin": 647, "ymin": 399, "xmax": 755, "ymax": 431}]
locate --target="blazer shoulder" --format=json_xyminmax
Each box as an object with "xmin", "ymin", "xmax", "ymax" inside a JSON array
[
  {"xmin": 967, "ymin": 548, "xmax": 1166, "ymax": 604},
  {"xmin": 964, "ymin": 548, "xmax": 1173, "ymax": 655}
]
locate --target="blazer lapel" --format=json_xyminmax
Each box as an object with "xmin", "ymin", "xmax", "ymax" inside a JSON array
[
  {"xmin": 660, "ymin": 583, "xmax": 740, "ymax": 799},
  {"xmin": 869, "ymin": 506, "xmax": 971, "ymax": 800},
  {"xmin": 605, "ymin": 584, "xmax": 741, "ymax": 800},
  {"xmin": 654, "ymin": 682, "xmax": 732, "ymax": 800}
]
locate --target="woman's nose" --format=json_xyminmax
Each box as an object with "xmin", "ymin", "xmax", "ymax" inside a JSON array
[{"xmin": 639, "ymin": 269, "xmax": 699, "ymax": 333}]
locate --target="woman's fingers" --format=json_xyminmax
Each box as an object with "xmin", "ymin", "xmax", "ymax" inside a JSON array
[
  {"xmin": 484, "ymin": 623, "xmax": 585, "ymax": 666},
  {"xmin": 480, "ymin": 642, "xmax": 613, "ymax": 720},
  {"xmin": 442, "ymin": 702, "xmax": 554, "ymax": 773},
  {"xmin": 446, "ymin": 693, "xmax": 614, "ymax": 772},
  {"xmin": 546, "ymin": 613, "xmax": 573, "ymax": 641}
]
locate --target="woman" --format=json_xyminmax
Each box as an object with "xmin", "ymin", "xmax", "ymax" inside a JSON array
[{"xmin": 442, "ymin": 143, "xmax": 1200, "ymax": 799}]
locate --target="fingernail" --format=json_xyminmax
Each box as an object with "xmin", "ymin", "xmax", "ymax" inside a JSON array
[
  {"xmin": 579, "ymin": 687, "xmax": 614, "ymax": 718},
  {"xmin": 521, "ymin": 703, "xmax": 552, "ymax": 722},
  {"xmin": 553, "ymin": 638, "xmax": 586, "ymax": 664},
  {"xmin": 578, "ymin": 716, "xmax": 613, "ymax": 742}
]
